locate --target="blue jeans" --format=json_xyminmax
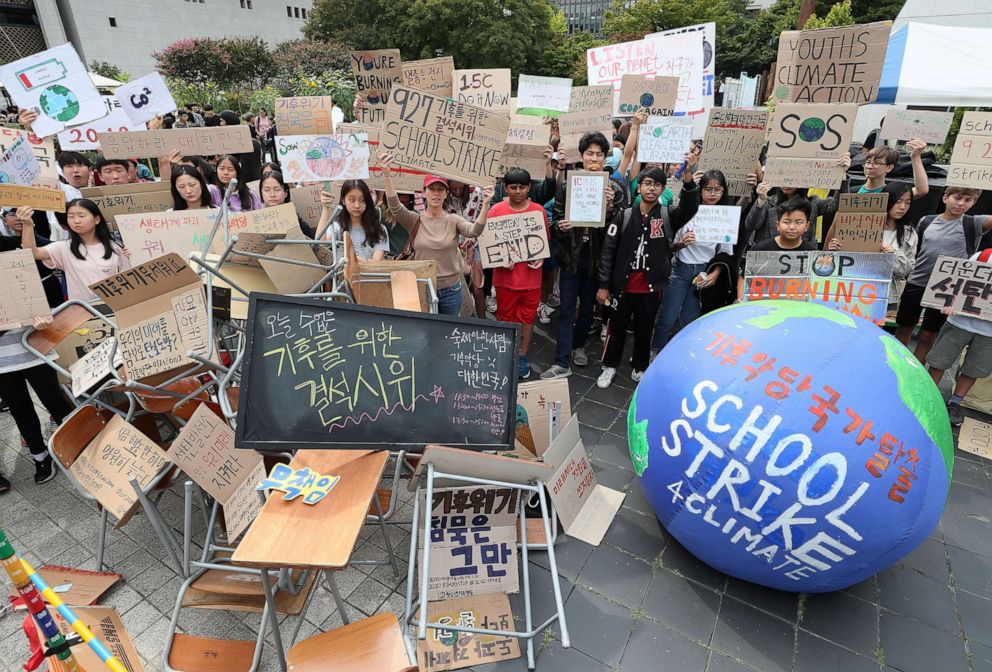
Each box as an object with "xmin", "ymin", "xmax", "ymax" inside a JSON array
[
  {"xmin": 438, "ymin": 282, "xmax": 463, "ymax": 316},
  {"xmin": 652, "ymin": 260, "xmax": 706, "ymax": 350},
  {"xmin": 555, "ymin": 254, "xmax": 598, "ymax": 368}
]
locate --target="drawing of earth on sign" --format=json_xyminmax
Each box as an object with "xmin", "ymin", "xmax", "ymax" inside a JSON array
[
  {"xmin": 303, "ymin": 137, "xmax": 353, "ymax": 178},
  {"xmin": 640, "ymin": 93, "xmax": 655, "ymax": 108},
  {"xmin": 798, "ymin": 118, "xmax": 826, "ymax": 143},
  {"xmin": 0, "ymin": 173, "xmax": 10, "ymax": 184},
  {"xmin": 39, "ymin": 84, "xmax": 81, "ymax": 122},
  {"xmin": 628, "ymin": 300, "xmax": 952, "ymax": 592}
]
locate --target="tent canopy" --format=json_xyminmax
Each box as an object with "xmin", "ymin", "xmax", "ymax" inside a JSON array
[
  {"xmin": 878, "ymin": 22, "xmax": 992, "ymax": 106},
  {"xmin": 89, "ymin": 72, "xmax": 123, "ymax": 89}
]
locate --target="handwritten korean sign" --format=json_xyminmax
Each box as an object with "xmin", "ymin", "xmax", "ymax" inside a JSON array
[
  {"xmin": 922, "ymin": 255, "xmax": 992, "ymax": 321},
  {"xmin": 0, "ymin": 248, "xmax": 51, "ymax": 330},
  {"xmin": 402, "ymin": 57, "xmax": 455, "ymax": 97},
  {"xmin": 832, "ymin": 193, "xmax": 887, "ymax": 252},
  {"xmin": 275, "ymin": 96, "xmax": 335, "ymax": 135},
  {"xmin": 417, "ymin": 593, "xmax": 520, "ymax": 671},
  {"xmin": 700, "ymin": 108, "xmax": 767, "ymax": 197},
  {"xmin": 98, "ymin": 127, "xmax": 254, "ymax": 160}
]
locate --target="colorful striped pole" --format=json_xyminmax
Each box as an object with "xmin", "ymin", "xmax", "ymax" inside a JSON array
[{"xmin": 0, "ymin": 528, "xmax": 127, "ymax": 672}]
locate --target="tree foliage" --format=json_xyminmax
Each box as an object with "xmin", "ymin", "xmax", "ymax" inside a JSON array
[
  {"xmin": 89, "ymin": 61, "xmax": 129, "ymax": 82},
  {"xmin": 154, "ymin": 37, "xmax": 275, "ymax": 91},
  {"xmin": 805, "ymin": 0, "xmax": 855, "ymax": 29}
]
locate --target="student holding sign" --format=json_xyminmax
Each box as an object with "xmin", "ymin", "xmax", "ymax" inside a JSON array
[
  {"xmin": 19, "ymin": 200, "xmax": 130, "ymax": 301},
  {"xmin": 260, "ymin": 171, "xmax": 318, "ymax": 239},
  {"xmin": 857, "ymin": 140, "xmax": 929, "ymax": 198},
  {"xmin": 380, "ymin": 153, "xmax": 494, "ymax": 316},
  {"xmin": 330, "ymin": 180, "xmax": 389, "ymax": 260},
  {"xmin": 594, "ymin": 163, "xmax": 700, "ymax": 388}
]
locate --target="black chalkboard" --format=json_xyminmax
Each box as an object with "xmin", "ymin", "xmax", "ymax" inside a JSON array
[{"xmin": 235, "ymin": 293, "xmax": 520, "ymax": 451}]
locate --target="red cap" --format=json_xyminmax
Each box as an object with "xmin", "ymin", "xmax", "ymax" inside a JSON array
[{"xmin": 423, "ymin": 175, "xmax": 449, "ymax": 189}]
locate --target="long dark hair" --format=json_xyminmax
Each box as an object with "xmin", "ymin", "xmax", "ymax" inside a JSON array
[
  {"xmin": 216, "ymin": 155, "xmax": 255, "ymax": 210},
  {"xmin": 66, "ymin": 199, "xmax": 117, "ymax": 261},
  {"xmin": 884, "ymin": 182, "xmax": 913, "ymax": 247},
  {"xmin": 259, "ymin": 171, "xmax": 291, "ymax": 205},
  {"xmin": 699, "ymin": 169, "xmax": 733, "ymax": 206},
  {"xmin": 171, "ymin": 165, "xmax": 214, "ymax": 210},
  {"xmin": 334, "ymin": 180, "xmax": 384, "ymax": 247},
  {"xmin": 770, "ymin": 185, "xmax": 809, "ymax": 202}
]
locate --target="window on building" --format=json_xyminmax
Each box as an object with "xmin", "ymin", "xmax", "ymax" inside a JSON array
[
  {"xmin": 294, "ymin": 7, "xmax": 300, "ymax": 17},
  {"xmin": 287, "ymin": 6, "xmax": 293, "ymax": 17},
  {"xmin": 247, "ymin": 0, "xmax": 252, "ymax": 7},
  {"xmin": 301, "ymin": 8, "xmax": 306, "ymax": 18},
  {"xmin": 108, "ymin": 17, "xmax": 117, "ymax": 27}
]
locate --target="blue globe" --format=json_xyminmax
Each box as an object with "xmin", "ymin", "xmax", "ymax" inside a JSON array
[{"xmin": 628, "ymin": 301, "xmax": 952, "ymax": 592}]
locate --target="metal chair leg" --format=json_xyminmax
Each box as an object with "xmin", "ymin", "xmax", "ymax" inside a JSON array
[{"xmin": 95, "ymin": 508, "xmax": 109, "ymax": 571}]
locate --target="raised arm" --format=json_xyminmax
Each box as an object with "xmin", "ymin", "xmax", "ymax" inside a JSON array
[
  {"xmin": 17, "ymin": 206, "xmax": 50, "ymax": 261},
  {"xmin": 618, "ymin": 111, "xmax": 646, "ymax": 180},
  {"xmin": 460, "ymin": 186, "xmax": 495, "ymax": 238},
  {"xmin": 378, "ymin": 153, "xmax": 420, "ymax": 232},
  {"xmin": 906, "ymin": 138, "xmax": 929, "ymax": 200}
]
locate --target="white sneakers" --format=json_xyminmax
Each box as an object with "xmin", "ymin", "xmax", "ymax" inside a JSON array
[
  {"xmin": 597, "ymin": 367, "xmax": 616, "ymax": 388},
  {"xmin": 537, "ymin": 303, "xmax": 554, "ymax": 324},
  {"xmin": 631, "ymin": 369, "xmax": 645, "ymax": 383},
  {"xmin": 572, "ymin": 347, "xmax": 589, "ymax": 367}
]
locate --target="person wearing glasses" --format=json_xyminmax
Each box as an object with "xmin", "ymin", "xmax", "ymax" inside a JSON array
[{"xmin": 856, "ymin": 139, "xmax": 928, "ymax": 197}]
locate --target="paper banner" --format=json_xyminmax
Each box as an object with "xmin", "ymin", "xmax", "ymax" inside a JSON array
[
  {"xmin": 274, "ymin": 133, "xmax": 370, "ymax": 183},
  {"xmin": 275, "ymin": 96, "xmax": 335, "ymax": 136},
  {"xmin": 0, "ymin": 127, "xmax": 57, "ymax": 184},
  {"xmin": 880, "ymin": 108, "xmax": 954, "ymax": 145},
  {"xmin": 57, "ymin": 95, "xmax": 144, "ymax": 151},
  {"xmin": 98, "ymin": 126, "xmax": 254, "ymax": 160},
  {"xmin": 350, "ymin": 49, "xmax": 403, "ymax": 125},
  {"xmin": 649, "ymin": 22, "xmax": 716, "ymax": 134},
  {"xmin": 0, "ymin": 183, "xmax": 65, "ymax": 212},
  {"xmin": 452, "ymin": 69, "xmax": 511, "ymax": 113},
  {"xmin": 692, "ymin": 205, "xmax": 742, "ymax": 244},
  {"xmin": 116, "ymin": 72, "xmax": 178, "ymax": 125},
  {"xmin": 637, "ymin": 116, "xmax": 694, "ymax": 163},
  {"xmin": 0, "ymin": 135, "xmax": 41, "ymax": 186},
  {"xmin": 0, "ymin": 43, "xmax": 105, "ymax": 137},
  {"xmin": 477, "ymin": 210, "xmax": 549, "ymax": 269}
]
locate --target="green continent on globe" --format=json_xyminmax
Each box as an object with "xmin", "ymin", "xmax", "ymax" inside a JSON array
[
  {"xmin": 798, "ymin": 118, "xmax": 826, "ymax": 142},
  {"xmin": 731, "ymin": 301, "xmax": 856, "ymax": 330},
  {"xmin": 628, "ymin": 388, "xmax": 649, "ymax": 477},
  {"xmin": 39, "ymin": 84, "xmax": 80, "ymax": 122},
  {"xmin": 881, "ymin": 336, "xmax": 954, "ymax": 478}
]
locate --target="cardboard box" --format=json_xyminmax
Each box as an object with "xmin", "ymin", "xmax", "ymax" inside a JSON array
[
  {"xmin": 36, "ymin": 606, "xmax": 143, "ymax": 672},
  {"xmin": 81, "ymin": 182, "xmax": 174, "ymax": 231},
  {"xmin": 9, "ymin": 565, "xmax": 121, "ymax": 608}
]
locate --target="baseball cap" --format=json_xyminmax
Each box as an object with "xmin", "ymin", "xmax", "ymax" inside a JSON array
[{"xmin": 423, "ymin": 175, "xmax": 449, "ymax": 189}]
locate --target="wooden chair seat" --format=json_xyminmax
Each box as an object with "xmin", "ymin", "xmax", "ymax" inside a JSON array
[
  {"xmin": 135, "ymin": 376, "xmax": 210, "ymax": 414},
  {"xmin": 181, "ymin": 568, "xmax": 316, "ymax": 616},
  {"xmin": 367, "ymin": 487, "xmax": 392, "ymax": 516},
  {"xmin": 26, "ymin": 302, "xmax": 97, "ymax": 355},
  {"xmin": 286, "ymin": 613, "xmax": 411, "ymax": 672},
  {"xmin": 390, "ymin": 270, "xmax": 421, "ymax": 312},
  {"xmin": 50, "ymin": 404, "xmax": 113, "ymax": 468},
  {"xmin": 168, "ymin": 633, "xmax": 256, "ymax": 672}
]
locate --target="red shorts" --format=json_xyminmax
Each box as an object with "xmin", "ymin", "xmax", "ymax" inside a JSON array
[{"xmin": 495, "ymin": 287, "xmax": 541, "ymax": 325}]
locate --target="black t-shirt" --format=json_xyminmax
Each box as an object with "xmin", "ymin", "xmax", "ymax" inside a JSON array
[
  {"xmin": 743, "ymin": 237, "xmax": 816, "ymax": 276},
  {"xmin": 203, "ymin": 115, "xmax": 221, "ymax": 127}
]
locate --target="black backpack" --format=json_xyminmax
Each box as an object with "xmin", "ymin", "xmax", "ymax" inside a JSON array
[
  {"xmin": 916, "ymin": 214, "xmax": 979, "ymax": 257},
  {"xmin": 616, "ymin": 206, "xmax": 674, "ymax": 255}
]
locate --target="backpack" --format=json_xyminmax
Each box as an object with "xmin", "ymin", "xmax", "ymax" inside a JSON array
[
  {"xmin": 916, "ymin": 214, "xmax": 979, "ymax": 257},
  {"xmin": 617, "ymin": 205, "xmax": 673, "ymax": 254}
]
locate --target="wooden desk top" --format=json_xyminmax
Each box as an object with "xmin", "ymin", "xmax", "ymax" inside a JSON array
[{"xmin": 232, "ymin": 450, "xmax": 388, "ymax": 570}]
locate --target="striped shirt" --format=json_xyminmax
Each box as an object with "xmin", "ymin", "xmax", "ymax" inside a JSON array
[{"xmin": 0, "ymin": 328, "xmax": 49, "ymax": 374}]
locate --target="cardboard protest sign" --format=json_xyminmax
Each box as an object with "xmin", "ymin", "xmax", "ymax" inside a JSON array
[
  {"xmin": 516, "ymin": 378, "xmax": 571, "ymax": 457},
  {"xmin": 586, "ymin": 37, "xmax": 665, "ymax": 86},
  {"xmin": 0, "ymin": 248, "xmax": 52, "ymax": 330},
  {"xmin": 617, "ymin": 75, "xmax": 679, "ymax": 116},
  {"xmin": 0, "ymin": 135, "xmax": 41, "ymax": 185},
  {"xmin": 880, "ymin": 108, "xmax": 954, "ymax": 145},
  {"xmin": 745, "ymin": 250, "xmax": 894, "ymax": 325},
  {"xmin": 568, "ymin": 85, "xmax": 614, "ymax": 114},
  {"xmin": 774, "ymin": 21, "xmax": 890, "ymax": 105},
  {"xmin": 115, "ymin": 208, "xmax": 216, "ymax": 261},
  {"xmin": 82, "ymin": 182, "xmax": 175, "ymax": 231},
  {"xmin": 453, "ymin": 69, "xmax": 511, "ymax": 112},
  {"xmin": 832, "ymin": 192, "xmax": 887, "ymax": 252},
  {"xmin": 258, "ymin": 224, "xmax": 328, "ymax": 294},
  {"xmin": 89, "ymin": 253, "xmax": 213, "ymax": 383},
  {"xmin": 564, "ymin": 171, "xmax": 607, "ymax": 227},
  {"xmin": 337, "ymin": 122, "xmax": 427, "ymax": 193},
  {"xmin": 402, "ymin": 57, "xmax": 455, "ymax": 97},
  {"xmin": 380, "ymin": 85, "xmax": 510, "ymax": 187},
  {"xmin": 700, "ymin": 108, "xmax": 767, "ymax": 196},
  {"xmin": 274, "ymin": 133, "xmax": 370, "ymax": 183},
  {"xmin": 68, "ymin": 414, "xmax": 170, "ymax": 525},
  {"xmin": 274, "ymin": 96, "xmax": 335, "ymax": 135},
  {"xmin": 10, "ymin": 565, "xmax": 121, "ymax": 608},
  {"xmin": 69, "ymin": 336, "xmax": 123, "ymax": 399},
  {"xmin": 350, "ymin": 49, "xmax": 403, "ymax": 125},
  {"xmin": 947, "ymin": 112, "xmax": 992, "ymax": 190},
  {"xmin": 649, "ymin": 22, "xmax": 716, "ymax": 134},
  {"xmin": 557, "ymin": 109, "xmax": 612, "ymax": 161},
  {"xmin": 500, "ymin": 119, "xmax": 548, "ymax": 177},
  {"xmin": 116, "ymin": 72, "xmax": 177, "ymax": 125},
  {"xmin": 57, "ymin": 96, "xmax": 144, "ymax": 151},
  {"xmin": 417, "ymin": 593, "xmax": 521, "ymax": 671},
  {"xmin": 958, "ymin": 417, "xmax": 992, "ymax": 461},
  {"xmin": 637, "ymin": 116, "xmax": 694, "ymax": 163},
  {"xmin": 37, "ymin": 606, "xmax": 143, "ymax": 672},
  {"xmin": 98, "ymin": 126, "xmax": 254, "ymax": 160},
  {"xmin": 543, "ymin": 415, "xmax": 624, "ymax": 546},
  {"xmin": 477, "ymin": 211, "xmax": 549, "ymax": 270},
  {"xmin": 765, "ymin": 103, "xmax": 856, "ymax": 189},
  {"xmin": 53, "ymin": 310, "xmax": 116, "ymax": 383},
  {"xmin": 168, "ymin": 404, "xmax": 265, "ymax": 539},
  {"xmin": 0, "ymin": 183, "xmax": 65, "ymax": 212},
  {"xmin": 420, "ymin": 486, "xmax": 519, "ymax": 601},
  {"xmin": 921, "ymin": 255, "xmax": 992, "ymax": 321},
  {"xmin": 692, "ymin": 205, "xmax": 741, "ymax": 244},
  {"xmin": 0, "ymin": 43, "xmax": 105, "ymax": 138},
  {"xmin": 290, "ymin": 182, "xmax": 330, "ymax": 230},
  {"xmin": 516, "ymin": 74, "xmax": 572, "ymax": 117},
  {"xmin": 0, "ymin": 126, "xmax": 57, "ymax": 185}
]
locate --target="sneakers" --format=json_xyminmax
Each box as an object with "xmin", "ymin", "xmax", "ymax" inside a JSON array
[
  {"xmin": 518, "ymin": 357, "xmax": 531, "ymax": 380},
  {"xmin": 947, "ymin": 401, "xmax": 965, "ymax": 427},
  {"xmin": 34, "ymin": 456, "xmax": 55, "ymax": 485},
  {"xmin": 572, "ymin": 347, "xmax": 589, "ymax": 367},
  {"xmin": 546, "ymin": 293, "xmax": 560, "ymax": 309},
  {"xmin": 485, "ymin": 295, "xmax": 497, "ymax": 314},
  {"xmin": 597, "ymin": 367, "xmax": 617, "ymax": 389},
  {"xmin": 540, "ymin": 364, "xmax": 572, "ymax": 379},
  {"xmin": 537, "ymin": 303, "xmax": 554, "ymax": 324},
  {"xmin": 0, "ymin": 473, "xmax": 9, "ymax": 494},
  {"xmin": 631, "ymin": 369, "xmax": 645, "ymax": 383}
]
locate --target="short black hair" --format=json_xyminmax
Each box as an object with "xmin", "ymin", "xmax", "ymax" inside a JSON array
[
  {"xmin": 503, "ymin": 167, "xmax": 531, "ymax": 186},
  {"xmin": 203, "ymin": 104, "xmax": 214, "ymax": 112},
  {"xmin": 219, "ymin": 110, "xmax": 240, "ymax": 126},
  {"xmin": 777, "ymin": 197, "xmax": 812, "ymax": 223},
  {"xmin": 58, "ymin": 152, "xmax": 91, "ymax": 169},
  {"xmin": 637, "ymin": 167, "xmax": 667, "ymax": 187},
  {"xmin": 578, "ymin": 131, "xmax": 610, "ymax": 157},
  {"xmin": 612, "ymin": 119, "xmax": 622, "ymax": 131},
  {"xmin": 94, "ymin": 156, "xmax": 131, "ymax": 173}
]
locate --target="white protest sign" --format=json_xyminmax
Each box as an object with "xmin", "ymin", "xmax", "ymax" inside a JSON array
[
  {"xmin": 564, "ymin": 171, "xmax": 607, "ymax": 227},
  {"xmin": 69, "ymin": 336, "xmax": 123, "ymax": 399},
  {"xmin": 57, "ymin": 96, "xmax": 144, "ymax": 151},
  {"xmin": 649, "ymin": 23, "xmax": 716, "ymax": 134},
  {"xmin": 116, "ymin": 72, "xmax": 178, "ymax": 125},
  {"xmin": 0, "ymin": 136, "xmax": 41, "ymax": 186},
  {"xmin": 638, "ymin": 117, "xmax": 694, "ymax": 163},
  {"xmin": 692, "ymin": 206, "xmax": 741, "ymax": 244},
  {"xmin": 274, "ymin": 133, "xmax": 370, "ymax": 183},
  {"xmin": 0, "ymin": 43, "xmax": 105, "ymax": 138},
  {"xmin": 880, "ymin": 108, "xmax": 955, "ymax": 145},
  {"xmin": 516, "ymin": 75, "xmax": 572, "ymax": 117},
  {"xmin": 651, "ymin": 28, "xmax": 706, "ymax": 123}
]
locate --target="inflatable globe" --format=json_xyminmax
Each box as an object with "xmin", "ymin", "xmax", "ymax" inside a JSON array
[{"xmin": 628, "ymin": 301, "xmax": 952, "ymax": 592}]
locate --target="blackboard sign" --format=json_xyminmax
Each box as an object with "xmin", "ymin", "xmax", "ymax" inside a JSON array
[{"xmin": 235, "ymin": 294, "xmax": 520, "ymax": 450}]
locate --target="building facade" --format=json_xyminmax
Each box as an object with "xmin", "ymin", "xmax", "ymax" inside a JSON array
[
  {"xmin": 0, "ymin": 0, "xmax": 314, "ymax": 74},
  {"xmin": 554, "ymin": 0, "xmax": 611, "ymax": 35}
]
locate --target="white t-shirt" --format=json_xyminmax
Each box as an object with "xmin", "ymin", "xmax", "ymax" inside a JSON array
[
  {"xmin": 43, "ymin": 240, "xmax": 130, "ymax": 300},
  {"xmin": 673, "ymin": 217, "xmax": 733, "ymax": 265},
  {"xmin": 332, "ymin": 221, "xmax": 389, "ymax": 260}
]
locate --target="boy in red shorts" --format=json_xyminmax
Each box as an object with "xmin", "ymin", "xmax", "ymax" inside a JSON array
[{"xmin": 489, "ymin": 167, "xmax": 550, "ymax": 379}]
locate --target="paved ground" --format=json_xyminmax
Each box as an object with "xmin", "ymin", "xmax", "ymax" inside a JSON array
[{"xmin": 1, "ymin": 319, "xmax": 991, "ymax": 672}]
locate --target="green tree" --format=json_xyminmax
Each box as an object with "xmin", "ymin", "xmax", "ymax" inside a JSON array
[
  {"xmin": 89, "ymin": 60, "xmax": 129, "ymax": 82},
  {"xmin": 219, "ymin": 36, "xmax": 276, "ymax": 91},
  {"xmin": 541, "ymin": 11, "xmax": 605, "ymax": 83},
  {"xmin": 154, "ymin": 38, "xmax": 228, "ymax": 84},
  {"xmin": 601, "ymin": 0, "xmax": 742, "ymax": 38},
  {"xmin": 847, "ymin": 0, "xmax": 904, "ymax": 23},
  {"xmin": 304, "ymin": 0, "xmax": 387, "ymax": 49},
  {"xmin": 804, "ymin": 0, "xmax": 855, "ymax": 29},
  {"xmin": 274, "ymin": 39, "xmax": 352, "ymax": 77}
]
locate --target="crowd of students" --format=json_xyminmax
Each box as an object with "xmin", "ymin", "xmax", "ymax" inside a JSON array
[{"xmin": 0, "ymin": 99, "xmax": 988, "ymax": 494}]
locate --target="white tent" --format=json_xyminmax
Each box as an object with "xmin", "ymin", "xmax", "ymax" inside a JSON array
[{"xmin": 878, "ymin": 22, "xmax": 992, "ymax": 106}]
